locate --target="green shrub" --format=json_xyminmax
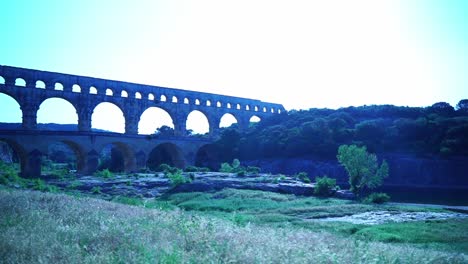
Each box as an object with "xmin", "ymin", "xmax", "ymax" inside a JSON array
[
  {"xmin": 94, "ymin": 169, "xmax": 114, "ymax": 178},
  {"xmin": 313, "ymin": 176, "xmax": 337, "ymax": 196},
  {"xmin": 157, "ymin": 164, "xmax": 179, "ymax": 174},
  {"xmin": 219, "ymin": 162, "xmax": 233, "ymax": 173},
  {"xmin": 246, "ymin": 166, "xmax": 261, "ymax": 175},
  {"xmin": 31, "ymin": 179, "xmax": 58, "ymax": 192},
  {"xmin": 364, "ymin": 192, "xmax": 390, "ymax": 204},
  {"xmin": 91, "ymin": 186, "xmax": 102, "ymax": 194},
  {"xmin": 295, "ymin": 172, "xmax": 310, "ymax": 183},
  {"xmin": 184, "ymin": 166, "xmax": 200, "ymax": 172},
  {"xmin": 167, "ymin": 171, "xmax": 191, "ymax": 187},
  {"xmin": 0, "ymin": 161, "xmax": 24, "ymax": 186}
]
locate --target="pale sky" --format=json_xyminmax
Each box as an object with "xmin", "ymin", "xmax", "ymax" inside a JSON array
[{"xmin": 0, "ymin": 0, "xmax": 467, "ymax": 133}]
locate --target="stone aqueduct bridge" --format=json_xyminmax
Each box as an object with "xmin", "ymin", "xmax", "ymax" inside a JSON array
[{"xmin": 0, "ymin": 65, "xmax": 285, "ymax": 177}]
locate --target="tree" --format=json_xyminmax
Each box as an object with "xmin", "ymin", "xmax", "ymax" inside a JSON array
[
  {"xmin": 337, "ymin": 145, "xmax": 389, "ymax": 197},
  {"xmin": 456, "ymin": 99, "xmax": 468, "ymax": 112}
]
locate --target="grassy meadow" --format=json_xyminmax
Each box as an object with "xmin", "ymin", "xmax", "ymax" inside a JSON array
[{"xmin": 1, "ymin": 187, "xmax": 467, "ymax": 263}]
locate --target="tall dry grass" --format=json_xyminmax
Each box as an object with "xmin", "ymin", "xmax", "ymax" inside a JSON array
[{"xmin": 0, "ymin": 189, "xmax": 466, "ymax": 263}]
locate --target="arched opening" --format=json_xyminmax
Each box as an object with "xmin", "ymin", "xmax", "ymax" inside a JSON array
[
  {"xmin": 0, "ymin": 93, "xmax": 22, "ymax": 126},
  {"xmin": 15, "ymin": 78, "xmax": 26, "ymax": 87},
  {"xmin": 147, "ymin": 143, "xmax": 185, "ymax": 170},
  {"xmin": 36, "ymin": 80, "xmax": 46, "ymax": 89},
  {"xmin": 98, "ymin": 142, "xmax": 135, "ymax": 173},
  {"xmin": 91, "ymin": 102, "xmax": 125, "ymax": 133},
  {"xmin": 135, "ymin": 92, "xmax": 142, "ymax": 99},
  {"xmin": 0, "ymin": 140, "xmax": 23, "ymax": 178},
  {"xmin": 90, "ymin": 86, "xmax": 98, "ymax": 94},
  {"xmin": 219, "ymin": 113, "xmax": 238, "ymax": 128},
  {"xmin": 37, "ymin": 98, "xmax": 78, "ymax": 129},
  {"xmin": 148, "ymin": 93, "xmax": 155, "ymax": 101},
  {"xmin": 194, "ymin": 99, "xmax": 200, "ymax": 105},
  {"xmin": 184, "ymin": 98, "xmax": 189, "ymax": 104},
  {"xmin": 172, "ymin": 96, "xmax": 178, "ymax": 103},
  {"xmin": 216, "ymin": 101, "xmax": 222, "ymax": 108},
  {"xmin": 160, "ymin": 95, "xmax": 167, "ymax": 102},
  {"xmin": 249, "ymin": 115, "xmax": 261, "ymax": 123},
  {"xmin": 227, "ymin": 103, "xmax": 232, "ymax": 109},
  {"xmin": 186, "ymin": 110, "xmax": 209, "ymax": 135},
  {"xmin": 271, "ymin": 108, "xmax": 275, "ymax": 113},
  {"xmin": 246, "ymin": 105, "xmax": 250, "ymax": 111},
  {"xmin": 278, "ymin": 109, "xmax": 282, "ymax": 114},
  {"xmin": 106, "ymin": 88, "xmax": 113, "ymax": 96},
  {"xmin": 121, "ymin": 90, "xmax": 128, "ymax": 97},
  {"xmin": 72, "ymin": 84, "xmax": 81, "ymax": 93},
  {"xmin": 55, "ymin": 82, "xmax": 64, "ymax": 91},
  {"xmin": 254, "ymin": 106, "xmax": 259, "ymax": 112},
  {"xmin": 206, "ymin": 100, "xmax": 211, "ymax": 106},
  {"xmin": 195, "ymin": 144, "xmax": 220, "ymax": 170},
  {"xmin": 0, "ymin": 76, "xmax": 5, "ymax": 84},
  {"xmin": 43, "ymin": 141, "xmax": 83, "ymax": 176},
  {"xmin": 236, "ymin": 104, "xmax": 241, "ymax": 110},
  {"xmin": 138, "ymin": 107, "xmax": 174, "ymax": 135},
  {"xmin": 263, "ymin": 107, "xmax": 267, "ymax": 113}
]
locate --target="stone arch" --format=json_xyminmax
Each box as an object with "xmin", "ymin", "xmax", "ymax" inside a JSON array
[
  {"xmin": 216, "ymin": 101, "xmax": 222, "ymax": 108},
  {"xmin": 0, "ymin": 138, "xmax": 28, "ymax": 177},
  {"xmin": 262, "ymin": 106, "xmax": 267, "ymax": 113},
  {"xmin": 219, "ymin": 113, "xmax": 238, "ymax": 128},
  {"xmin": 135, "ymin": 92, "xmax": 142, "ymax": 99},
  {"xmin": 98, "ymin": 142, "xmax": 136, "ymax": 172},
  {"xmin": 0, "ymin": 92, "xmax": 22, "ymax": 125},
  {"xmin": 227, "ymin": 103, "xmax": 232, "ymax": 109},
  {"xmin": 55, "ymin": 82, "xmax": 64, "ymax": 91},
  {"xmin": 36, "ymin": 80, "xmax": 46, "ymax": 89},
  {"xmin": 121, "ymin": 90, "xmax": 128, "ymax": 97},
  {"xmin": 106, "ymin": 88, "xmax": 113, "ymax": 96},
  {"xmin": 37, "ymin": 97, "xmax": 78, "ymax": 127},
  {"xmin": 147, "ymin": 142, "xmax": 185, "ymax": 169},
  {"xmin": 195, "ymin": 99, "xmax": 200, "ymax": 105},
  {"xmin": 0, "ymin": 75, "xmax": 4, "ymax": 84},
  {"xmin": 172, "ymin": 96, "xmax": 178, "ymax": 103},
  {"xmin": 254, "ymin": 106, "xmax": 259, "ymax": 112},
  {"xmin": 70, "ymin": 84, "xmax": 80, "ymax": 93},
  {"xmin": 90, "ymin": 86, "xmax": 98, "ymax": 94},
  {"xmin": 195, "ymin": 144, "xmax": 220, "ymax": 170},
  {"xmin": 186, "ymin": 110, "xmax": 209, "ymax": 135},
  {"xmin": 160, "ymin": 95, "xmax": 167, "ymax": 102},
  {"xmin": 138, "ymin": 107, "xmax": 175, "ymax": 135},
  {"xmin": 91, "ymin": 102, "xmax": 125, "ymax": 133},
  {"xmin": 236, "ymin": 104, "xmax": 241, "ymax": 110},
  {"xmin": 206, "ymin": 100, "xmax": 211, "ymax": 106},
  {"xmin": 249, "ymin": 115, "xmax": 261, "ymax": 123},
  {"xmin": 245, "ymin": 105, "xmax": 250, "ymax": 111},
  {"xmin": 148, "ymin": 93, "xmax": 155, "ymax": 101},
  {"xmin": 184, "ymin": 98, "xmax": 189, "ymax": 104},
  {"xmin": 15, "ymin": 78, "xmax": 26, "ymax": 87},
  {"xmin": 46, "ymin": 140, "xmax": 86, "ymax": 173}
]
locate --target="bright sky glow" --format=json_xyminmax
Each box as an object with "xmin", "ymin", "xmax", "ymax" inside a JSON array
[{"xmin": 0, "ymin": 0, "xmax": 467, "ymax": 132}]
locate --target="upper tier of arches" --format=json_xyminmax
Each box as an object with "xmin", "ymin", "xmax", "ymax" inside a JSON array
[{"xmin": 0, "ymin": 65, "xmax": 285, "ymax": 136}]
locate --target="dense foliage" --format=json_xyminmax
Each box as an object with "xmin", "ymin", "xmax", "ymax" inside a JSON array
[
  {"xmin": 214, "ymin": 102, "xmax": 468, "ymax": 162},
  {"xmin": 337, "ymin": 145, "xmax": 389, "ymax": 197}
]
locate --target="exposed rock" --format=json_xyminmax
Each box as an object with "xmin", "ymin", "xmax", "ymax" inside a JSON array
[{"xmin": 317, "ymin": 210, "xmax": 468, "ymax": 225}]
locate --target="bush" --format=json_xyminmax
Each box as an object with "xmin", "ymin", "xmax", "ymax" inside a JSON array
[
  {"xmin": 31, "ymin": 179, "xmax": 58, "ymax": 192},
  {"xmin": 157, "ymin": 164, "xmax": 179, "ymax": 174},
  {"xmin": 246, "ymin": 166, "xmax": 261, "ymax": 175},
  {"xmin": 184, "ymin": 166, "xmax": 200, "ymax": 172},
  {"xmin": 167, "ymin": 171, "xmax": 191, "ymax": 187},
  {"xmin": 295, "ymin": 172, "xmax": 310, "ymax": 183},
  {"xmin": 94, "ymin": 169, "xmax": 114, "ymax": 178},
  {"xmin": 364, "ymin": 192, "xmax": 390, "ymax": 204},
  {"xmin": 219, "ymin": 162, "xmax": 233, "ymax": 173},
  {"xmin": 314, "ymin": 176, "xmax": 337, "ymax": 196}
]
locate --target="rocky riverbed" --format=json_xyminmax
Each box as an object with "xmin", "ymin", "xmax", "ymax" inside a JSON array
[{"xmin": 47, "ymin": 172, "xmax": 355, "ymax": 198}]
